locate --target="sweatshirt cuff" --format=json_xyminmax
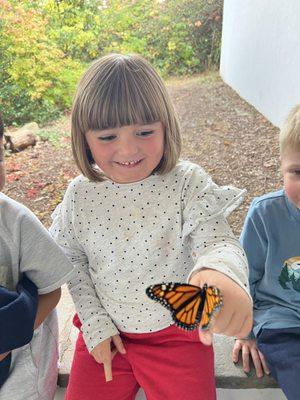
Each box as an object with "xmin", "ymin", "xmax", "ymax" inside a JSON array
[{"xmin": 82, "ymin": 318, "xmax": 119, "ymax": 352}]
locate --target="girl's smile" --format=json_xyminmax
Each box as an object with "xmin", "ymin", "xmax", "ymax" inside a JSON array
[
  {"xmin": 86, "ymin": 122, "xmax": 164, "ymax": 184},
  {"xmin": 115, "ymin": 159, "xmax": 143, "ymax": 167}
]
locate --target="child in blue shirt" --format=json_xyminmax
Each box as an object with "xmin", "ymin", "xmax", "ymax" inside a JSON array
[{"xmin": 232, "ymin": 105, "xmax": 300, "ymax": 400}]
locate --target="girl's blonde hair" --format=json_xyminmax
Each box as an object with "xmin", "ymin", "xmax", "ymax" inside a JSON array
[
  {"xmin": 71, "ymin": 53, "xmax": 181, "ymax": 181},
  {"xmin": 280, "ymin": 104, "xmax": 300, "ymax": 155}
]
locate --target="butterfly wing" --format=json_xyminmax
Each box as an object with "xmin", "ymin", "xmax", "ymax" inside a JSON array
[
  {"xmin": 199, "ymin": 285, "xmax": 223, "ymax": 330},
  {"xmin": 146, "ymin": 283, "xmax": 204, "ymax": 330}
]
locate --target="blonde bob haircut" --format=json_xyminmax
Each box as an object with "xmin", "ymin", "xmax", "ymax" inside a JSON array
[
  {"xmin": 71, "ymin": 53, "xmax": 181, "ymax": 182},
  {"xmin": 280, "ymin": 104, "xmax": 300, "ymax": 155}
]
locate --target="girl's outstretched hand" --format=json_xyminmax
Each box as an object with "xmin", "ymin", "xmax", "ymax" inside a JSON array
[
  {"xmin": 189, "ymin": 268, "xmax": 253, "ymax": 346},
  {"xmin": 232, "ymin": 339, "xmax": 270, "ymax": 377},
  {"xmin": 90, "ymin": 334, "xmax": 126, "ymax": 382}
]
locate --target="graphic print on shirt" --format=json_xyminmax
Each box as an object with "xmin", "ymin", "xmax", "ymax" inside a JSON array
[{"xmin": 278, "ymin": 256, "xmax": 300, "ymax": 292}]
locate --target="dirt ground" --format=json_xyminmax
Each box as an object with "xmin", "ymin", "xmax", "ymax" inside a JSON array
[{"xmin": 3, "ymin": 73, "xmax": 281, "ymax": 235}]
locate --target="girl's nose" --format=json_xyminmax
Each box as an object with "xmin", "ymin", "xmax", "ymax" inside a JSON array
[{"xmin": 118, "ymin": 138, "xmax": 139, "ymax": 157}]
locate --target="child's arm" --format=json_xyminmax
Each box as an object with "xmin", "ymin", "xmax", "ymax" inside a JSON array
[
  {"xmin": 182, "ymin": 165, "xmax": 252, "ymax": 343},
  {"xmin": 49, "ymin": 183, "xmax": 121, "ymax": 381},
  {"xmin": 231, "ymin": 201, "xmax": 268, "ymax": 375},
  {"xmin": 232, "ymin": 339, "xmax": 270, "ymax": 377},
  {"xmin": 34, "ymin": 288, "xmax": 61, "ymax": 329}
]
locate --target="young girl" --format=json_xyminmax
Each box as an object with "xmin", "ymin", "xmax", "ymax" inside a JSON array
[{"xmin": 50, "ymin": 53, "xmax": 252, "ymax": 400}]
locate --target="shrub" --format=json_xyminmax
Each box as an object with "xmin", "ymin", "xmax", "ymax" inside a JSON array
[{"xmin": 0, "ymin": 0, "xmax": 223, "ymax": 125}]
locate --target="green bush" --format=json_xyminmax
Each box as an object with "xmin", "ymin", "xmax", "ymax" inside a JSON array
[
  {"xmin": 0, "ymin": 0, "xmax": 84, "ymax": 125},
  {"xmin": 0, "ymin": 0, "xmax": 223, "ymax": 125}
]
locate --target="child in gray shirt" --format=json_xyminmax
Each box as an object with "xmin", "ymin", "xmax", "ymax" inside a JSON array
[{"xmin": 0, "ymin": 115, "xmax": 74, "ymax": 400}]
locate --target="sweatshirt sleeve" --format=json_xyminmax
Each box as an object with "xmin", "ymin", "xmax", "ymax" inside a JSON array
[
  {"xmin": 240, "ymin": 200, "xmax": 267, "ymax": 305},
  {"xmin": 49, "ymin": 181, "xmax": 119, "ymax": 352},
  {"xmin": 181, "ymin": 165, "xmax": 251, "ymax": 299}
]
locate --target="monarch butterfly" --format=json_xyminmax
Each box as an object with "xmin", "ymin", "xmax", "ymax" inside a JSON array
[{"xmin": 146, "ymin": 282, "xmax": 223, "ymax": 331}]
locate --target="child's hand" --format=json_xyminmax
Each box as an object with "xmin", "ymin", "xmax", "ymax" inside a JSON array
[
  {"xmin": 90, "ymin": 334, "xmax": 126, "ymax": 382},
  {"xmin": 232, "ymin": 339, "xmax": 270, "ymax": 377},
  {"xmin": 0, "ymin": 351, "xmax": 10, "ymax": 362},
  {"xmin": 189, "ymin": 268, "xmax": 252, "ymax": 345}
]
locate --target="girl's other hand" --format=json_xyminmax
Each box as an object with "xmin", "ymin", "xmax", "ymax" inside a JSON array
[
  {"xmin": 189, "ymin": 268, "xmax": 253, "ymax": 345},
  {"xmin": 90, "ymin": 334, "xmax": 126, "ymax": 382},
  {"xmin": 232, "ymin": 339, "xmax": 270, "ymax": 377}
]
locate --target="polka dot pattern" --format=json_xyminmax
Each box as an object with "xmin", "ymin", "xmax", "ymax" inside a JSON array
[{"xmin": 50, "ymin": 160, "xmax": 249, "ymax": 351}]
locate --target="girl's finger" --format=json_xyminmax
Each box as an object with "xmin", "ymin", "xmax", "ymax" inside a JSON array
[
  {"xmin": 198, "ymin": 329, "xmax": 213, "ymax": 346},
  {"xmin": 112, "ymin": 334, "xmax": 126, "ymax": 354},
  {"xmin": 199, "ymin": 311, "xmax": 216, "ymax": 345},
  {"xmin": 111, "ymin": 348, "xmax": 118, "ymax": 360}
]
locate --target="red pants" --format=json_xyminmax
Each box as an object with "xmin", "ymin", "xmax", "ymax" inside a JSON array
[{"xmin": 66, "ymin": 315, "xmax": 216, "ymax": 400}]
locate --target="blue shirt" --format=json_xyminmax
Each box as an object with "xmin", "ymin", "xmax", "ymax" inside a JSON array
[
  {"xmin": 241, "ymin": 189, "xmax": 300, "ymax": 337},
  {"xmin": 0, "ymin": 275, "xmax": 38, "ymax": 388}
]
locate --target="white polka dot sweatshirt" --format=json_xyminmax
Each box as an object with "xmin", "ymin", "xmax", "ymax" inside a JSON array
[{"xmin": 50, "ymin": 160, "xmax": 250, "ymax": 352}]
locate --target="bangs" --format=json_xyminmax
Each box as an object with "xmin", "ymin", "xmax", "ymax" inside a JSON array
[{"xmin": 75, "ymin": 58, "xmax": 167, "ymax": 134}]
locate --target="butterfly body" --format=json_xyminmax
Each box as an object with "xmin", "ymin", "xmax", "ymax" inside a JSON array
[{"xmin": 146, "ymin": 283, "xmax": 223, "ymax": 331}]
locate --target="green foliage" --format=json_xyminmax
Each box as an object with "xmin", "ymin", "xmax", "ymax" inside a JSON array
[
  {"xmin": 0, "ymin": 0, "xmax": 223, "ymax": 125},
  {"xmin": 0, "ymin": 0, "xmax": 84, "ymax": 125},
  {"xmin": 38, "ymin": 126, "xmax": 70, "ymax": 145}
]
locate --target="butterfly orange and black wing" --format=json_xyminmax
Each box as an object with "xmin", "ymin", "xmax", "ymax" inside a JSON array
[
  {"xmin": 199, "ymin": 286, "xmax": 223, "ymax": 330},
  {"xmin": 146, "ymin": 282, "xmax": 205, "ymax": 330},
  {"xmin": 146, "ymin": 282, "xmax": 223, "ymax": 331}
]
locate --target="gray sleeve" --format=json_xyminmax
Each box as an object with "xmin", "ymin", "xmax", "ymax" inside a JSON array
[
  {"xmin": 18, "ymin": 207, "xmax": 74, "ymax": 295},
  {"xmin": 49, "ymin": 186, "xmax": 119, "ymax": 352}
]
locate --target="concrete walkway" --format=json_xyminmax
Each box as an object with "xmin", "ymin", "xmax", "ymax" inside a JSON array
[{"xmin": 55, "ymin": 388, "xmax": 286, "ymax": 400}]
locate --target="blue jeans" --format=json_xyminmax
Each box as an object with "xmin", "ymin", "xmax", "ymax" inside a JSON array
[{"xmin": 257, "ymin": 327, "xmax": 300, "ymax": 400}]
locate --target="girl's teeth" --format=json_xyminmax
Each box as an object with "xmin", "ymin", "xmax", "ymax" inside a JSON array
[{"xmin": 120, "ymin": 160, "xmax": 139, "ymax": 165}]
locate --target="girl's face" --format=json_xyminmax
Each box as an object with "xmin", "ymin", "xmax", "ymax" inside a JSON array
[
  {"xmin": 85, "ymin": 121, "xmax": 164, "ymax": 183},
  {"xmin": 281, "ymin": 148, "xmax": 300, "ymax": 208}
]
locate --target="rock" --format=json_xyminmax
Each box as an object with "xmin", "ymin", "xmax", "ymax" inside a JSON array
[{"xmin": 4, "ymin": 122, "xmax": 39, "ymax": 152}]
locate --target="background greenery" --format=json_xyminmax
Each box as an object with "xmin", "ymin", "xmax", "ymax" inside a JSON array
[{"xmin": 0, "ymin": 0, "xmax": 223, "ymax": 126}]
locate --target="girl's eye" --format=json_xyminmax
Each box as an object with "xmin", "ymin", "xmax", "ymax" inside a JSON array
[
  {"xmin": 98, "ymin": 135, "xmax": 116, "ymax": 142},
  {"xmin": 294, "ymin": 170, "xmax": 300, "ymax": 175},
  {"xmin": 137, "ymin": 130, "xmax": 154, "ymax": 137}
]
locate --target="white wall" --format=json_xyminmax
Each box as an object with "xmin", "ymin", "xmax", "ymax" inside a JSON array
[{"xmin": 220, "ymin": 0, "xmax": 300, "ymax": 128}]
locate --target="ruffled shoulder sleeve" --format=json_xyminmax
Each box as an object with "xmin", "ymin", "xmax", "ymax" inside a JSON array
[
  {"xmin": 181, "ymin": 162, "xmax": 246, "ymax": 240},
  {"xmin": 178, "ymin": 162, "xmax": 250, "ymax": 299}
]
